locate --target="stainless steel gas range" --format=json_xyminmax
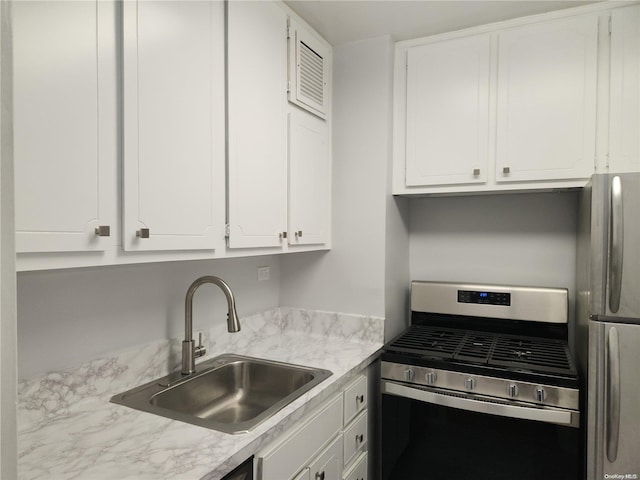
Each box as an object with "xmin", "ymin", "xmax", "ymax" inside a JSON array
[{"xmin": 381, "ymin": 281, "xmax": 582, "ymax": 480}]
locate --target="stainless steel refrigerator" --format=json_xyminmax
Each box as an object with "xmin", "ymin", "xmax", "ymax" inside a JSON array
[{"xmin": 576, "ymin": 173, "xmax": 640, "ymax": 480}]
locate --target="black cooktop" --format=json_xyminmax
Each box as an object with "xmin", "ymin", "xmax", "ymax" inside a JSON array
[{"xmin": 383, "ymin": 324, "xmax": 577, "ymax": 381}]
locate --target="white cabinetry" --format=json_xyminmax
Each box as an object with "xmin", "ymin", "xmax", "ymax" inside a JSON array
[
  {"xmin": 288, "ymin": 109, "xmax": 330, "ymax": 246},
  {"xmin": 341, "ymin": 376, "xmax": 368, "ymax": 478},
  {"xmin": 309, "ymin": 435, "xmax": 343, "ymax": 480},
  {"xmin": 394, "ymin": 7, "xmax": 602, "ymax": 195},
  {"xmin": 227, "ymin": 2, "xmax": 332, "ymax": 251},
  {"xmin": 608, "ymin": 4, "xmax": 640, "ymax": 173},
  {"xmin": 496, "ymin": 15, "xmax": 598, "ymax": 183},
  {"xmin": 343, "ymin": 453, "xmax": 368, "ymax": 480},
  {"xmin": 227, "ymin": 0, "xmax": 288, "ymax": 249},
  {"xmin": 405, "ymin": 33, "xmax": 491, "ymax": 187},
  {"xmin": 14, "ymin": 0, "xmax": 331, "ymax": 271},
  {"xmin": 259, "ymin": 394, "xmax": 343, "ymax": 480},
  {"xmin": 13, "ymin": 1, "xmax": 117, "ymax": 253},
  {"xmin": 122, "ymin": 0, "xmax": 225, "ymax": 251},
  {"xmin": 258, "ymin": 374, "xmax": 369, "ymax": 480}
]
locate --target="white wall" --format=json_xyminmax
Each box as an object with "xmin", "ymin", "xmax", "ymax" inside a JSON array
[
  {"xmin": 409, "ymin": 191, "xmax": 579, "ymax": 323},
  {"xmin": 0, "ymin": 0, "xmax": 17, "ymax": 475},
  {"xmin": 280, "ymin": 36, "xmax": 401, "ymax": 319},
  {"xmin": 17, "ymin": 256, "xmax": 280, "ymax": 378}
]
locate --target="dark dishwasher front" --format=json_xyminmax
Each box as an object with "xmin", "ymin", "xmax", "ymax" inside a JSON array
[{"xmin": 222, "ymin": 456, "xmax": 253, "ymax": 480}]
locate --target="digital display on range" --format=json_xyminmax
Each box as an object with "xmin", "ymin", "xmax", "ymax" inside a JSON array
[{"xmin": 458, "ymin": 290, "xmax": 511, "ymax": 306}]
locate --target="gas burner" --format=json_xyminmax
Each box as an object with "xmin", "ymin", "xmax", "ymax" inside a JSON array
[{"xmin": 385, "ymin": 325, "xmax": 577, "ymax": 380}]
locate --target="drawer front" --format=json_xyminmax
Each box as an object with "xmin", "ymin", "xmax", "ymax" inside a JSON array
[
  {"xmin": 260, "ymin": 394, "xmax": 343, "ymax": 480},
  {"xmin": 343, "ymin": 376, "xmax": 367, "ymax": 425},
  {"xmin": 343, "ymin": 452, "xmax": 368, "ymax": 480},
  {"xmin": 343, "ymin": 410, "xmax": 368, "ymax": 468}
]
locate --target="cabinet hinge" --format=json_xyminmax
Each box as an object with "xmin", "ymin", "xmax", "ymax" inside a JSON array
[
  {"xmin": 608, "ymin": 16, "xmax": 612, "ymax": 35},
  {"xmin": 224, "ymin": 223, "xmax": 230, "ymax": 239},
  {"xmin": 286, "ymin": 25, "xmax": 290, "ymax": 39},
  {"xmin": 287, "ymin": 80, "xmax": 291, "ymax": 93}
]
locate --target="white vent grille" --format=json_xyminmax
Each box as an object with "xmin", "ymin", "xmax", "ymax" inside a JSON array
[
  {"xmin": 299, "ymin": 40, "xmax": 324, "ymax": 107},
  {"xmin": 288, "ymin": 19, "xmax": 329, "ymax": 119}
]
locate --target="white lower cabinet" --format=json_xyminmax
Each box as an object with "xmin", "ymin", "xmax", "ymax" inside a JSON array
[
  {"xmin": 343, "ymin": 453, "xmax": 368, "ymax": 480},
  {"xmin": 343, "ymin": 411, "xmax": 368, "ymax": 469},
  {"xmin": 258, "ymin": 374, "xmax": 369, "ymax": 480},
  {"xmin": 309, "ymin": 435, "xmax": 343, "ymax": 480},
  {"xmin": 341, "ymin": 376, "xmax": 368, "ymax": 477},
  {"xmin": 259, "ymin": 394, "xmax": 343, "ymax": 480}
]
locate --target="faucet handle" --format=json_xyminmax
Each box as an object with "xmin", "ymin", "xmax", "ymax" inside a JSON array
[{"xmin": 195, "ymin": 332, "xmax": 207, "ymax": 358}]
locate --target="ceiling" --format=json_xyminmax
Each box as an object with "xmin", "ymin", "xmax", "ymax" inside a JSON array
[{"xmin": 284, "ymin": 1, "xmax": 597, "ymax": 46}]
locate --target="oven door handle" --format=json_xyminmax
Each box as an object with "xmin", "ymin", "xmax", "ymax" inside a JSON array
[{"xmin": 382, "ymin": 380, "xmax": 578, "ymax": 427}]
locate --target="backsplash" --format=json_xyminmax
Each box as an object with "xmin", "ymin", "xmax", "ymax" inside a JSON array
[{"xmin": 17, "ymin": 307, "xmax": 384, "ymax": 432}]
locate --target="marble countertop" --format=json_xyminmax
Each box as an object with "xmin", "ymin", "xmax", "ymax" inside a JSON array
[{"xmin": 18, "ymin": 308, "xmax": 384, "ymax": 480}]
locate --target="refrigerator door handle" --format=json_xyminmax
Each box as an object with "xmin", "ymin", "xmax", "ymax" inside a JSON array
[
  {"xmin": 606, "ymin": 326, "xmax": 621, "ymax": 463},
  {"xmin": 608, "ymin": 176, "xmax": 623, "ymax": 314}
]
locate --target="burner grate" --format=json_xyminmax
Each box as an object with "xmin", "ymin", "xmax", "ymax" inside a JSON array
[
  {"xmin": 454, "ymin": 333, "xmax": 495, "ymax": 363},
  {"xmin": 387, "ymin": 325, "xmax": 575, "ymax": 377},
  {"xmin": 491, "ymin": 335, "xmax": 573, "ymax": 374},
  {"xmin": 388, "ymin": 326, "xmax": 466, "ymax": 359}
]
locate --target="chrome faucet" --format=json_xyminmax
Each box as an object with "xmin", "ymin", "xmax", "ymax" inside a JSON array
[{"xmin": 182, "ymin": 276, "xmax": 241, "ymax": 375}]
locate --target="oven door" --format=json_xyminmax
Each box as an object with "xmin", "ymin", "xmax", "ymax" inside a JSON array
[{"xmin": 381, "ymin": 380, "xmax": 583, "ymax": 480}]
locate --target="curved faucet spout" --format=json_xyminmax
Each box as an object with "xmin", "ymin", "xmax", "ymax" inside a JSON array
[{"xmin": 182, "ymin": 276, "xmax": 241, "ymax": 375}]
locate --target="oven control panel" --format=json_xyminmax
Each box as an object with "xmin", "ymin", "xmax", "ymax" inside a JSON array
[
  {"xmin": 457, "ymin": 289, "xmax": 511, "ymax": 306},
  {"xmin": 381, "ymin": 361, "xmax": 579, "ymax": 412}
]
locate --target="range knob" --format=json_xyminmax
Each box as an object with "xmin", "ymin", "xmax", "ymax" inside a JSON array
[
  {"xmin": 534, "ymin": 387, "xmax": 546, "ymax": 402},
  {"xmin": 404, "ymin": 368, "xmax": 415, "ymax": 382},
  {"xmin": 464, "ymin": 377, "xmax": 476, "ymax": 391},
  {"xmin": 425, "ymin": 371, "xmax": 437, "ymax": 385},
  {"xmin": 508, "ymin": 384, "xmax": 519, "ymax": 398}
]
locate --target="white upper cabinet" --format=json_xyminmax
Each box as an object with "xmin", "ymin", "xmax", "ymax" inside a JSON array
[
  {"xmin": 14, "ymin": 0, "xmax": 331, "ymax": 271},
  {"xmin": 122, "ymin": 0, "xmax": 225, "ymax": 251},
  {"xmin": 496, "ymin": 15, "xmax": 598, "ymax": 183},
  {"xmin": 393, "ymin": 6, "xmax": 608, "ymax": 195},
  {"xmin": 288, "ymin": 109, "xmax": 330, "ymax": 246},
  {"xmin": 405, "ymin": 33, "xmax": 491, "ymax": 186},
  {"xmin": 13, "ymin": 1, "xmax": 117, "ymax": 253},
  {"xmin": 227, "ymin": 0, "xmax": 288, "ymax": 249},
  {"xmin": 608, "ymin": 4, "xmax": 640, "ymax": 173}
]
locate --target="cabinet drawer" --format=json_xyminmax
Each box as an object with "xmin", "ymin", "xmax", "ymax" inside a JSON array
[
  {"xmin": 259, "ymin": 394, "xmax": 343, "ymax": 480},
  {"xmin": 343, "ymin": 410, "xmax": 368, "ymax": 468},
  {"xmin": 343, "ymin": 376, "xmax": 367, "ymax": 425},
  {"xmin": 343, "ymin": 452, "xmax": 368, "ymax": 480}
]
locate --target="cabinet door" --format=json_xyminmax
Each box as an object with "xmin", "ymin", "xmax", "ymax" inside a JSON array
[
  {"xmin": 308, "ymin": 435, "xmax": 343, "ymax": 480},
  {"xmin": 405, "ymin": 34, "xmax": 491, "ymax": 187},
  {"xmin": 343, "ymin": 452, "xmax": 368, "ymax": 480},
  {"xmin": 609, "ymin": 5, "xmax": 640, "ymax": 174},
  {"xmin": 122, "ymin": 0, "xmax": 224, "ymax": 251},
  {"xmin": 13, "ymin": 1, "xmax": 116, "ymax": 253},
  {"xmin": 227, "ymin": 1, "xmax": 288, "ymax": 248},
  {"xmin": 496, "ymin": 15, "xmax": 598, "ymax": 183},
  {"xmin": 259, "ymin": 395, "xmax": 343, "ymax": 480},
  {"xmin": 288, "ymin": 110, "xmax": 330, "ymax": 246}
]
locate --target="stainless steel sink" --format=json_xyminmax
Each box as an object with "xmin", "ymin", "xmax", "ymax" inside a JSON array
[{"xmin": 110, "ymin": 354, "xmax": 332, "ymax": 434}]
